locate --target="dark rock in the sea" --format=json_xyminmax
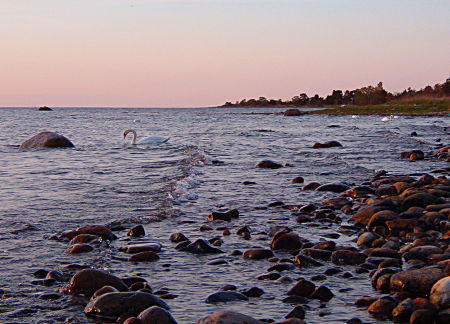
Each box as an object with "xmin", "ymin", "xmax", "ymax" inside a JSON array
[
  {"xmin": 76, "ymin": 225, "xmax": 117, "ymax": 241},
  {"xmin": 287, "ymin": 279, "xmax": 316, "ymax": 297},
  {"xmin": 357, "ymin": 232, "xmax": 380, "ymax": 247},
  {"xmin": 205, "ymin": 291, "xmax": 249, "ymax": 303},
  {"xmin": 301, "ymin": 248, "xmax": 331, "ymax": 260},
  {"xmin": 31, "ymin": 278, "xmax": 56, "ymax": 286},
  {"xmin": 368, "ymin": 297, "xmax": 397, "ymax": 319},
  {"xmin": 196, "ymin": 311, "xmax": 261, "ymax": 324},
  {"xmin": 243, "ymin": 249, "xmax": 274, "ymax": 260},
  {"xmin": 257, "ymin": 272, "xmax": 281, "ymax": 280},
  {"xmin": 410, "ymin": 309, "xmax": 437, "ymax": 324},
  {"xmin": 119, "ymin": 243, "xmax": 162, "ymax": 254},
  {"xmin": 268, "ymin": 263, "xmax": 295, "ymax": 272},
  {"xmin": 67, "ymin": 268, "xmax": 128, "ymax": 297},
  {"xmin": 90, "ymin": 286, "xmax": 118, "ymax": 301},
  {"xmin": 180, "ymin": 239, "xmax": 224, "ymax": 254},
  {"xmin": 256, "ymin": 160, "xmax": 283, "ymax": 169},
  {"xmin": 271, "ymin": 231, "xmax": 302, "ymax": 251},
  {"xmin": 351, "ymin": 205, "xmax": 389, "ymax": 224},
  {"xmin": 316, "ymin": 183, "xmax": 350, "ymax": 193},
  {"xmin": 65, "ymin": 243, "xmax": 94, "ymax": 254},
  {"xmin": 220, "ymin": 285, "xmax": 237, "ymax": 291},
  {"xmin": 241, "ymin": 287, "xmax": 265, "ymax": 298},
  {"xmin": 38, "ymin": 106, "xmax": 53, "ymax": 111},
  {"xmin": 401, "ymin": 193, "xmax": 444, "ymax": 211},
  {"xmin": 207, "ymin": 209, "xmax": 239, "ymax": 221},
  {"xmin": 331, "ymin": 250, "xmax": 366, "ymax": 265},
  {"xmin": 170, "ymin": 233, "xmax": 189, "ymax": 243},
  {"xmin": 312, "ymin": 141, "xmax": 343, "ymax": 149},
  {"xmin": 390, "ymin": 266, "xmax": 444, "ymax": 296},
  {"xmin": 45, "ymin": 270, "xmax": 64, "ymax": 281},
  {"xmin": 292, "ymin": 177, "xmax": 305, "ymax": 184},
  {"xmin": 302, "ymin": 182, "xmax": 321, "ymax": 190},
  {"xmin": 33, "ymin": 269, "xmax": 49, "ymax": 278},
  {"xmin": 121, "ymin": 277, "xmax": 148, "ymax": 287},
  {"xmin": 430, "ymin": 277, "xmax": 450, "ymax": 310},
  {"xmin": 20, "ymin": 132, "xmax": 74, "ymax": 149},
  {"xmin": 123, "ymin": 318, "xmax": 143, "ymax": 324},
  {"xmin": 69, "ymin": 234, "xmax": 99, "ymax": 245},
  {"xmin": 285, "ymin": 306, "xmax": 305, "ymax": 319},
  {"xmin": 346, "ymin": 318, "xmax": 362, "ymax": 324},
  {"xmin": 294, "ymin": 254, "xmax": 324, "ymax": 267},
  {"xmin": 84, "ymin": 292, "xmax": 169, "ymax": 318},
  {"xmin": 355, "ymin": 296, "xmax": 378, "ymax": 306},
  {"xmin": 137, "ymin": 306, "xmax": 177, "ymax": 324},
  {"xmin": 39, "ymin": 293, "xmax": 61, "ymax": 300},
  {"xmin": 309, "ymin": 285, "xmax": 334, "ymax": 301},
  {"xmin": 127, "ymin": 225, "xmax": 145, "ymax": 238},
  {"xmin": 128, "ymin": 251, "xmax": 159, "ymax": 262},
  {"xmin": 284, "ymin": 109, "xmax": 306, "ymax": 116},
  {"xmin": 392, "ymin": 298, "xmax": 417, "ymax": 323}
]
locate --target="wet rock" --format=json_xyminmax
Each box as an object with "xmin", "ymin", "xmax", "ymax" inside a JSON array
[
  {"xmin": 257, "ymin": 272, "xmax": 281, "ymax": 280},
  {"xmin": 45, "ymin": 270, "xmax": 64, "ymax": 281},
  {"xmin": 430, "ymin": 277, "xmax": 450, "ymax": 310},
  {"xmin": 38, "ymin": 293, "xmax": 61, "ymax": 300},
  {"xmin": 130, "ymin": 282, "xmax": 152, "ymax": 292},
  {"xmin": 437, "ymin": 308, "xmax": 450, "ymax": 324},
  {"xmin": 65, "ymin": 243, "xmax": 94, "ymax": 254},
  {"xmin": 312, "ymin": 141, "xmax": 342, "ymax": 149},
  {"xmin": 33, "ymin": 269, "xmax": 49, "ymax": 278},
  {"xmin": 137, "ymin": 306, "xmax": 177, "ymax": 324},
  {"xmin": 367, "ymin": 210, "xmax": 399, "ymax": 229},
  {"xmin": 346, "ymin": 318, "xmax": 362, "ymax": 324},
  {"xmin": 285, "ymin": 306, "xmax": 305, "ymax": 319},
  {"xmin": 309, "ymin": 285, "xmax": 334, "ymax": 301},
  {"xmin": 301, "ymin": 248, "xmax": 331, "ymax": 260},
  {"xmin": 85, "ymin": 292, "xmax": 169, "ymax": 318},
  {"xmin": 404, "ymin": 245, "xmax": 442, "ymax": 262},
  {"xmin": 351, "ymin": 206, "xmax": 388, "ymax": 224},
  {"xmin": 312, "ymin": 241, "xmax": 336, "ymax": 251},
  {"xmin": 392, "ymin": 298, "xmax": 417, "ymax": 322},
  {"xmin": 119, "ymin": 243, "xmax": 162, "ymax": 254},
  {"xmin": 357, "ymin": 232, "xmax": 380, "ymax": 247},
  {"xmin": 175, "ymin": 240, "xmax": 191, "ymax": 250},
  {"xmin": 390, "ymin": 266, "xmax": 444, "ymax": 295},
  {"xmin": 90, "ymin": 286, "xmax": 118, "ymax": 301},
  {"xmin": 284, "ymin": 109, "xmax": 306, "ymax": 116},
  {"xmin": 355, "ymin": 296, "xmax": 378, "ymax": 306},
  {"xmin": 316, "ymin": 183, "xmax": 350, "ymax": 193},
  {"xmin": 180, "ymin": 239, "xmax": 224, "ymax": 254},
  {"xmin": 271, "ymin": 232, "xmax": 302, "ymax": 251},
  {"xmin": 38, "ymin": 106, "xmax": 53, "ymax": 111},
  {"xmin": 77, "ymin": 225, "xmax": 117, "ymax": 241},
  {"xmin": 208, "ymin": 209, "xmax": 239, "ymax": 221},
  {"xmin": 124, "ymin": 318, "xmax": 143, "ymax": 324},
  {"xmin": 366, "ymin": 248, "xmax": 401, "ymax": 259},
  {"xmin": 196, "ymin": 311, "xmax": 262, "ymax": 324},
  {"xmin": 256, "ymin": 160, "xmax": 283, "ymax": 169},
  {"xmin": 241, "ymin": 287, "xmax": 265, "ymax": 298},
  {"xmin": 368, "ymin": 297, "xmax": 397, "ymax": 319},
  {"xmin": 67, "ymin": 269, "xmax": 128, "ymax": 297},
  {"xmin": 128, "ymin": 225, "xmax": 145, "ymax": 238},
  {"xmin": 205, "ymin": 291, "xmax": 249, "ymax": 303},
  {"xmin": 268, "ymin": 263, "xmax": 295, "ymax": 272},
  {"xmin": 294, "ymin": 254, "xmax": 324, "ymax": 267},
  {"xmin": 243, "ymin": 249, "xmax": 274, "ymax": 260},
  {"xmin": 292, "ymin": 177, "xmax": 304, "ymax": 184},
  {"xmin": 287, "ymin": 279, "xmax": 316, "ymax": 297},
  {"xmin": 331, "ymin": 250, "xmax": 366, "ymax": 265},
  {"xmin": 199, "ymin": 225, "xmax": 213, "ymax": 231},
  {"xmin": 122, "ymin": 277, "xmax": 148, "ymax": 287},
  {"xmin": 402, "ymin": 193, "xmax": 444, "ymax": 211},
  {"xmin": 220, "ymin": 285, "xmax": 237, "ymax": 291},
  {"xmin": 20, "ymin": 131, "xmax": 74, "ymax": 149},
  {"xmin": 303, "ymin": 182, "xmax": 321, "ymax": 190},
  {"xmin": 410, "ymin": 309, "xmax": 436, "ymax": 324},
  {"xmin": 169, "ymin": 233, "xmax": 188, "ymax": 243},
  {"xmin": 129, "ymin": 251, "xmax": 160, "ymax": 262},
  {"xmin": 69, "ymin": 234, "xmax": 99, "ymax": 245},
  {"xmin": 31, "ymin": 278, "xmax": 56, "ymax": 286}
]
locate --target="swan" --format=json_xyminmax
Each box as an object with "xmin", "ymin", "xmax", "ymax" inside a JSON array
[
  {"xmin": 381, "ymin": 114, "xmax": 398, "ymax": 122},
  {"xmin": 122, "ymin": 129, "xmax": 169, "ymax": 145}
]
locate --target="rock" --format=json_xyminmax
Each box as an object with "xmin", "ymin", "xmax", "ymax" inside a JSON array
[
  {"xmin": 38, "ymin": 293, "xmax": 61, "ymax": 300},
  {"xmin": 357, "ymin": 232, "xmax": 380, "ymax": 247},
  {"xmin": 312, "ymin": 141, "xmax": 343, "ymax": 149},
  {"xmin": 292, "ymin": 177, "xmax": 304, "ymax": 184},
  {"xmin": 128, "ymin": 225, "xmax": 145, "ymax": 237},
  {"xmin": 207, "ymin": 210, "xmax": 239, "ymax": 221},
  {"xmin": 45, "ymin": 270, "xmax": 64, "ymax": 281},
  {"xmin": 180, "ymin": 239, "xmax": 224, "ymax": 254},
  {"xmin": 430, "ymin": 277, "xmax": 450, "ymax": 310},
  {"xmin": 303, "ymin": 182, "xmax": 321, "ymax": 190},
  {"xmin": 285, "ymin": 306, "xmax": 305, "ymax": 319},
  {"xmin": 355, "ymin": 296, "xmax": 378, "ymax": 306},
  {"xmin": 90, "ymin": 286, "xmax": 118, "ymax": 301},
  {"xmin": 243, "ymin": 249, "xmax": 274, "ymax": 260},
  {"xmin": 205, "ymin": 291, "xmax": 249, "ymax": 303},
  {"xmin": 241, "ymin": 287, "xmax": 265, "ymax": 298},
  {"xmin": 84, "ymin": 292, "xmax": 169, "ymax": 319},
  {"xmin": 69, "ymin": 234, "xmax": 99, "ymax": 244},
  {"xmin": 124, "ymin": 318, "xmax": 143, "ymax": 324},
  {"xmin": 38, "ymin": 106, "xmax": 53, "ymax": 111},
  {"xmin": 137, "ymin": 306, "xmax": 177, "ymax": 324},
  {"xmin": 67, "ymin": 269, "xmax": 128, "ymax": 297},
  {"xmin": 410, "ymin": 309, "xmax": 436, "ymax": 324},
  {"xmin": 119, "ymin": 243, "xmax": 162, "ymax": 254},
  {"xmin": 65, "ymin": 243, "xmax": 93, "ymax": 254},
  {"xmin": 287, "ymin": 279, "xmax": 316, "ymax": 297},
  {"xmin": 271, "ymin": 232, "xmax": 302, "ymax": 251},
  {"xmin": 316, "ymin": 183, "xmax": 350, "ymax": 193},
  {"xmin": 367, "ymin": 210, "xmax": 399, "ymax": 229},
  {"xmin": 351, "ymin": 206, "xmax": 388, "ymax": 224},
  {"xmin": 390, "ymin": 267, "xmax": 444, "ymax": 295},
  {"xmin": 392, "ymin": 298, "xmax": 418, "ymax": 322},
  {"xmin": 402, "ymin": 193, "xmax": 444, "ymax": 211},
  {"xmin": 196, "ymin": 311, "xmax": 262, "ymax": 324},
  {"xmin": 284, "ymin": 109, "xmax": 305, "ymax": 116},
  {"xmin": 257, "ymin": 272, "xmax": 281, "ymax": 280},
  {"xmin": 301, "ymin": 248, "xmax": 331, "ymax": 260},
  {"xmin": 20, "ymin": 132, "xmax": 74, "ymax": 148},
  {"xmin": 169, "ymin": 233, "xmax": 188, "ymax": 243},
  {"xmin": 129, "ymin": 251, "xmax": 160, "ymax": 262},
  {"xmin": 256, "ymin": 160, "xmax": 283, "ymax": 169},
  {"xmin": 368, "ymin": 297, "xmax": 397, "ymax": 319},
  {"xmin": 312, "ymin": 241, "xmax": 336, "ymax": 251},
  {"xmin": 331, "ymin": 250, "xmax": 366, "ymax": 265},
  {"xmin": 76, "ymin": 225, "xmax": 117, "ymax": 241},
  {"xmin": 309, "ymin": 285, "xmax": 334, "ymax": 301},
  {"xmin": 404, "ymin": 245, "xmax": 443, "ymax": 262},
  {"xmin": 294, "ymin": 254, "xmax": 324, "ymax": 267},
  {"xmin": 122, "ymin": 277, "xmax": 148, "ymax": 287},
  {"xmin": 346, "ymin": 318, "xmax": 362, "ymax": 324},
  {"xmin": 437, "ymin": 308, "xmax": 450, "ymax": 324}
]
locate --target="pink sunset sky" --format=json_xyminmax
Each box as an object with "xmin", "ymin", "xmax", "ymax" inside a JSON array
[{"xmin": 1, "ymin": 0, "xmax": 449, "ymax": 107}]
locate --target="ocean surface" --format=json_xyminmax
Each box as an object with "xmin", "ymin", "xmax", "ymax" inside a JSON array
[{"xmin": 0, "ymin": 107, "xmax": 448, "ymax": 324}]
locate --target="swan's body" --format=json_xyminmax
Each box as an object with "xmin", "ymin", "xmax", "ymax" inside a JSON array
[
  {"xmin": 381, "ymin": 114, "xmax": 398, "ymax": 122},
  {"xmin": 122, "ymin": 129, "xmax": 169, "ymax": 145}
]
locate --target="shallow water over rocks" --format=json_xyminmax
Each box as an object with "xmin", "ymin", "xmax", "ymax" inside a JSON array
[{"xmin": 0, "ymin": 107, "xmax": 448, "ymax": 323}]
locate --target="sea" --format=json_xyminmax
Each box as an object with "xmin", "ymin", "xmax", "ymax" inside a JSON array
[{"xmin": 0, "ymin": 107, "xmax": 448, "ymax": 323}]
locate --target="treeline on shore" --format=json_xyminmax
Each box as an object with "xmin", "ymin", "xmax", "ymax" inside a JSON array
[{"xmin": 221, "ymin": 78, "xmax": 450, "ymax": 108}]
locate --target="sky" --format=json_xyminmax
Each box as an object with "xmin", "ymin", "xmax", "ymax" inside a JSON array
[{"xmin": 0, "ymin": 0, "xmax": 449, "ymax": 107}]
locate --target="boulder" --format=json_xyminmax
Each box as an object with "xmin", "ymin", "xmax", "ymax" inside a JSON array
[
  {"xmin": 137, "ymin": 306, "xmax": 177, "ymax": 324},
  {"xmin": 179, "ymin": 239, "xmax": 223, "ymax": 254},
  {"xmin": 316, "ymin": 183, "xmax": 350, "ymax": 193},
  {"xmin": 312, "ymin": 141, "xmax": 343, "ymax": 149},
  {"xmin": 20, "ymin": 132, "xmax": 74, "ymax": 149},
  {"xmin": 169, "ymin": 233, "xmax": 189, "ymax": 243},
  {"xmin": 256, "ymin": 160, "xmax": 283, "ymax": 169},
  {"xmin": 76, "ymin": 225, "xmax": 117, "ymax": 241},
  {"xmin": 287, "ymin": 279, "xmax": 316, "ymax": 297},
  {"xmin": 119, "ymin": 243, "xmax": 162, "ymax": 254},
  {"xmin": 243, "ymin": 249, "xmax": 274, "ymax": 260},
  {"xmin": 390, "ymin": 267, "xmax": 444, "ymax": 295},
  {"xmin": 67, "ymin": 269, "xmax": 128, "ymax": 297},
  {"xmin": 430, "ymin": 277, "xmax": 450, "ymax": 310},
  {"xmin": 38, "ymin": 106, "xmax": 53, "ymax": 111},
  {"xmin": 401, "ymin": 193, "xmax": 444, "ymax": 211},
  {"xmin": 271, "ymin": 232, "xmax": 302, "ymax": 251},
  {"xmin": 368, "ymin": 297, "xmax": 397, "ymax": 319},
  {"xmin": 205, "ymin": 291, "xmax": 249, "ymax": 303},
  {"xmin": 84, "ymin": 292, "xmax": 169, "ymax": 319},
  {"xmin": 65, "ymin": 243, "xmax": 93, "ymax": 254},
  {"xmin": 331, "ymin": 250, "xmax": 367, "ymax": 265},
  {"xmin": 128, "ymin": 251, "xmax": 159, "ymax": 262},
  {"xmin": 284, "ymin": 109, "xmax": 305, "ymax": 116},
  {"xmin": 127, "ymin": 225, "xmax": 145, "ymax": 237},
  {"xmin": 196, "ymin": 311, "xmax": 261, "ymax": 324}
]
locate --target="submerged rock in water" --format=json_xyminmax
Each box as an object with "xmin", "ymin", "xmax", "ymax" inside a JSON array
[
  {"xmin": 312, "ymin": 141, "xmax": 343, "ymax": 149},
  {"xmin": 38, "ymin": 106, "xmax": 53, "ymax": 111},
  {"xmin": 76, "ymin": 225, "xmax": 117, "ymax": 241},
  {"xmin": 20, "ymin": 132, "xmax": 74, "ymax": 149},
  {"xmin": 137, "ymin": 306, "xmax": 177, "ymax": 324},
  {"xmin": 283, "ymin": 109, "xmax": 306, "ymax": 116},
  {"xmin": 205, "ymin": 291, "xmax": 249, "ymax": 303},
  {"xmin": 243, "ymin": 248, "xmax": 274, "ymax": 260},
  {"xmin": 84, "ymin": 292, "xmax": 169, "ymax": 318},
  {"xmin": 119, "ymin": 243, "xmax": 162, "ymax": 254},
  {"xmin": 127, "ymin": 225, "xmax": 145, "ymax": 238},
  {"xmin": 256, "ymin": 160, "xmax": 283, "ymax": 169},
  {"xmin": 196, "ymin": 311, "xmax": 261, "ymax": 324},
  {"xmin": 67, "ymin": 268, "xmax": 128, "ymax": 297},
  {"xmin": 179, "ymin": 239, "xmax": 224, "ymax": 254}
]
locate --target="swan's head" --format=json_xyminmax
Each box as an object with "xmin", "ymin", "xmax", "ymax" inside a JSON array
[{"xmin": 122, "ymin": 129, "xmax": 136, "ymax": 139}]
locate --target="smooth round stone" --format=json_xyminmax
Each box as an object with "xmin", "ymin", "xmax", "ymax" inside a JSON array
[{"xmin": 430, "ymin": 277, "xmax": 450, "ymax": 310}]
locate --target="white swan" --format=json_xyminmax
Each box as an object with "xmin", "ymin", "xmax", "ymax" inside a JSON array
[
  {"xmin": 381, "ymin": 114, "xmax": 398, "ymax": 122},
  {"xmin": 122, "ymin": 129, "xmax": 169, "ymax": 145}
]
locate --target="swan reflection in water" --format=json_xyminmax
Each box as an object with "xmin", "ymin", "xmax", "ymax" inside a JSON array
[{"xmin": 122, "ymin": 129, "xmax": 170, "ymax": 145}]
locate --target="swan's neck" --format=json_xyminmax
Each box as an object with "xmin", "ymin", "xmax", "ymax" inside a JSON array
[{"xmin": 130, "ymin": 130, "xmax": 137, "ymax": 144}]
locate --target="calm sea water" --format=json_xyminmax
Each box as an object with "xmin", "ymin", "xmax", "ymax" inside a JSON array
[{"xmin": 0, "ymin": 108, "xmax": 448, "ymax": 323}]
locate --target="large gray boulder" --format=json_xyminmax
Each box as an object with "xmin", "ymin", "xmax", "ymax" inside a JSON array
[{"xmin": 20, "ymin": 132, "xmax": 74, "ymax": 148}]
